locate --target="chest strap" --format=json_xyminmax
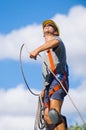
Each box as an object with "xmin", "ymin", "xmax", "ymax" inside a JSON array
[{"xmin": 47, "ymin": 49, "xmax": 56, "ymax": 73}]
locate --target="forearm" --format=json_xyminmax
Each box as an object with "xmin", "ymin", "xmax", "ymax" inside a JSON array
[
  {"xmin": 36, "ymin": 39, "xmax": 59, "ymax": 53},
  {"xmin": 29, "ymin": 39, "xmax": 59, "ymax": 59}
]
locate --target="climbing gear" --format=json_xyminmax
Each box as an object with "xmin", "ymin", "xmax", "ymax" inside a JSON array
[
  {"xmin": 47, "ymin": 49, "xmax": 56, "ymax": 73},
  {"xmin": 20, "ymin": 44, "xmax": 86, "ymax": 129},
  {"xmin": 38, "ymin": 54, "xmax": 86, "ymax": 125},
  {"xmin": 34, "ymin": 95, "xmax": 45, "ymax": 130},
  {"xmin": 49, "ymin": 72, "xmax": 68, "ymax": 97},
  {"xmin": 20, "ymin": 44, "xmax": 45, "ymax": 130},
  {"xmin": 42, "ymin": 19, "xmax": 60, "ymax": 35},
  {"xmin": 20, "ymin": 44, "xmax": 39, "ymax": 96},
  {"xmin": 49, "ymin": 85, "xmax": 61, "ymax": 97},
  {"xmin": 47, "ymin": 49, "xmax": 68, "ymax": 97}
]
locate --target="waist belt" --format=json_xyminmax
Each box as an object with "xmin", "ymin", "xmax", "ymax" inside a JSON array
[{"xmin": 49, "ymin": 71, "xmax": 68, "ymax": 97}]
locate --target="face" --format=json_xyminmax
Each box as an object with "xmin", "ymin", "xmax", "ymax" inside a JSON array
[{"xmin": 43, "ymin": 24, "xmax": 55, "ymax": 34}]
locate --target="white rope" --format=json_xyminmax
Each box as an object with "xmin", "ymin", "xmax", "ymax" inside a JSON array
[
  {"xmin": 34, "ymin": 95, "xmax": 45, "ymax": 130},
  {"xmin": 21, "ymin": 43, "xmax": 86, "ymax": 126},
  {"xmin": 38, "ymin": 54, "xmax": 86, "ymax": 125}
]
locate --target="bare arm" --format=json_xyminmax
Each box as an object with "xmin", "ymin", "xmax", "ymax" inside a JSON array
[{"xmin": 29, "ymin": 39, "xmax": 59, "ymax": 59}]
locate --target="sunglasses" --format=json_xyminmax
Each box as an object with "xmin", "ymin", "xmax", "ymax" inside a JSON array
[{"xmin": 43, "ymin": 24, "xmax": 55, "ymax": 28}]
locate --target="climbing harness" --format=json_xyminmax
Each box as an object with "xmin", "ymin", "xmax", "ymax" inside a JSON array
[
  {"xmin": 47, "ymin": 49, "xmax": 56, "ymax": 73},
  {"xmin": 20, "ymin": 44, "xmax": 86, "ymax": 130},
  {"xmin": 38, "ymin": 54, "xmax": 86, "ymax": 125}
]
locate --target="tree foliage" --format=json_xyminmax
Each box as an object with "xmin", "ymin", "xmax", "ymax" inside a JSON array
[{"xmin": 68, "ymin": 123, "xmax": 86, "ymax": 130}]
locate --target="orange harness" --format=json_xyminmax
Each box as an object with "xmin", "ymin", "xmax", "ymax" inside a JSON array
[
  {"xmin": 47, "ymin": 49, "xmax": 56, "ymax": 73},
  {"xmin": 47, "ymin": 49, "xmax": 67, "ymax": 97},
  {"xmin": 49, "ymin": 71, "xmax": 67, "ymax": 97}
]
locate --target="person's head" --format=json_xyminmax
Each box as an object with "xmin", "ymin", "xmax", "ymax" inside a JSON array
[{"xmin": 42, "ymin": 19, "xmax": 60, "ymax": 36}]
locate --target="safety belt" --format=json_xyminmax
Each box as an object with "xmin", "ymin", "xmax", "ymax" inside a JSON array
[
  {"xmin": 47, "ymin": 49, "xmax": 56, "ymax": 73},
  {"xmin": 46, "ymin": 49, "xmax": 67, "ymax": 97}
]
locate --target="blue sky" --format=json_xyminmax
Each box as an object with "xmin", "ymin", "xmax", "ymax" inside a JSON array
[
  {"xmin": 0, "ymin": 0, "xmax": 86, "ymax": 33},
  {"xmin": 0, "ymin": 0, "xmax": 86, "ymax": 89},
  {"xmin": 0, "ymin": 0, "xmax": 86, "ymax": 130}
]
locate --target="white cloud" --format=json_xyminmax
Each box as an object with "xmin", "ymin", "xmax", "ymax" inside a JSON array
[
  {"xmin": 0, "ymin": 116, "xmax": 35, "ymax": 130},
  {"xmin": 0, "ymin": 24, "xmax": 43, "ymax": 60},
  {"xmin": 0, "ymin": 5, "xmax": 86, "ymax": 78},
  {"xmin": 0, "ymin": 82, "xmax": 86, "ymax": 130},
  {"xmin": 0, "ymin": 84, "xmax": 39, "ymax": 116},
  {"xmin": 53, "ymin": 5, "xmax": 86, "ymax": 77},
  {"xmin": 0, "ymin": 85, "xmax": 40, "ymax": 130},
  {"xmin": 0, "ymin": 5, "xmax": 86, "ymax": 129}
]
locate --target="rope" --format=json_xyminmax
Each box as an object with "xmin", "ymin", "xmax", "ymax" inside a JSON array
[
  {"xmin": 20, "ymin": 44, "xmax": 39, "ymax": 96},
  {"xmin": 38, "ymin": 54, "xmax": 86, "ymax": 125},
  {"xmin": 20, "ymin": 44, "xmax": 45, "ymax": 129},
  {"xmin": 20, "ymin": 43, "xmax": 86, "ymax": 127},
  {"xmin": 34, "ymin": 95, "xmax": 45, "ymax": 130}
]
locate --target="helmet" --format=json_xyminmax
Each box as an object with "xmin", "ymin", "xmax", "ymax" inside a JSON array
[{"xmin": 42, "ymin": 19, "xmax": 60, "ymax": 36}]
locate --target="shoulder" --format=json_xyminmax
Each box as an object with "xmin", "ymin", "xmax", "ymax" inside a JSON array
[
  {"xmin": 53, "ymin": 37, "xmax": 65, "ymax": 51},
  {"xmin": 54, "ymin": 36, "xmax": 62, "ymax": 42}
]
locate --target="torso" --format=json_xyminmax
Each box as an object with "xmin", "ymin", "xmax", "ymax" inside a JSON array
[{"xmin": 42, "ymin": 36, "xmax": 67, "ymax": 86}]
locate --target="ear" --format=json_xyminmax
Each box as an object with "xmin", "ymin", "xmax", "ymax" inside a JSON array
[{"xmin": 54, "ymin": 31, "xmax": 58, "ymax": 35}]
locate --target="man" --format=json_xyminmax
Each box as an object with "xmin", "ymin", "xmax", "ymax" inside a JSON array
[{"xmin": 30, "ymin": 19, "xmax": 69, "ymax": 130}]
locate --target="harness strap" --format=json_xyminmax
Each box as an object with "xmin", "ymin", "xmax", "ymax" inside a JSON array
[
  {"xmin": 49, "ymin": 72, "xmax": 67, "ymax": 97},
  {"xmin": 43, "ymin": 72, "xmax": 68, "ymax": 107},
  {"xmin": 47, "ymin": 50, "xmax": 56, "ymax": 73},
  {"xmin": 44, "ymin": 101, "xmax": 49, "ymax": 108},
  {"xmin": 49, "ymin": 85, "xmax": 61, "ymax": 96}
]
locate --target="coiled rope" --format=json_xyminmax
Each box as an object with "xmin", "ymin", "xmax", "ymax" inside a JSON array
[
  {"xmin": 20, "ymin": 44, "xmax": 39, "ymax": 96},
  {"xmin": 34, "ymin": 95, "xmax": 45, "ymax": 130},
  {"xmin": 20, "ymin": 44, "xmax": 45, "ymax": 130}
]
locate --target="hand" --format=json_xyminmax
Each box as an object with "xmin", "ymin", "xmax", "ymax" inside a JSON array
[{"xmin": 29, "ymin": 49, "xmax": 39, "ymax": 60}]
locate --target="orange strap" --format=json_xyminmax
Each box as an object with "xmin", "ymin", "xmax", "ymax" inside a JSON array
[
  {"xmin": 49, "ymin": 72, "xmax": 68, "ymax": 97},
  {"xmin": 47, "ymin": 49, "xmax": 56, "ymax": 73},
  {"xmin": 43, "ymin": 101, "xmax": 49, "ymax": 108},
  {"xmin": 49, "ymin": 85, "xmax": 61, "ymax": 96}
]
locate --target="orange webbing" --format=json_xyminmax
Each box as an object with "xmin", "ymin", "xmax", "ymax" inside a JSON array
[
  {"xmin": 47, "ymin": 49, "xmax": 56, "ymax": 73},
  {"xmin": 49, "ymin": 85, "xmax": 61, "ymax": 96},
  {"xmin": 43, "ymin": 101, "xmax": 49, "ymax": 108},
  {"xmin": 49, "ymin": 72, "xmax": 68, "ymax": 97}
]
